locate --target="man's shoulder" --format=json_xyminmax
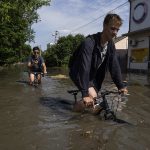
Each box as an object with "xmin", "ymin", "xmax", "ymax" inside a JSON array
[
  {"xmin": 38, "ymin": 56, "xmax": 44, "ymax": 62},
  {"xmin": 86, "ymin": 32, "xmax": 102, "ymax": 44},
  {"xmin": 86, "ymin": 32, "xmax": 101, "ymax": 39},
  {"xmin": 84, "ymin": 32, "xmax": 100, "ymax": 45},
  {"xmin": 38, "ymin": 56, "xmax": 43, "ymax": 59}
]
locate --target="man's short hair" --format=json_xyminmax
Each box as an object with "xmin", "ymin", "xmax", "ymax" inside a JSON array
[
  {"xmin": 103, "ymin": 13, "xmax": 123, "ymax": 26},
  {"xmin": 33, "ymin": 46, "xmax": 40, "ymax": 51}
]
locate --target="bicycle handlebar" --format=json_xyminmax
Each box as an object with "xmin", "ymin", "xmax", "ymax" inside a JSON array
[
  {"xmin": 24, "ymin": 70, "xmax": 47, "ymax": 76},
  {"xmin": 30, "ymin": 72, "xmax": 48, "ymax": 77},
  {"xmin": 97, "ymin": 90, "xmax": 129, "ymax": 99},
  {"xmin": 68, "ymin": 87, "xmax": 130, "ymax": 123},
  {"xmin": 68, "ymin": 89, "xmax": 129, "ymax": 99},
  {"xmin": 31, "ymin": 72, "xmax": 43, "ymax": 74},
  {"xmin": 67, "ymin": 90, "xmax": 80, "ymax": 95}
]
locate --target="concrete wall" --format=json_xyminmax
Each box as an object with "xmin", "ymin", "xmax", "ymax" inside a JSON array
[
  {"xmin": 128, "ymin": 35, "xmax": 149, "ymax": 70},
  {"xmin": 127, "ymin": 0, "xmax": 150, "ymax": 71}
]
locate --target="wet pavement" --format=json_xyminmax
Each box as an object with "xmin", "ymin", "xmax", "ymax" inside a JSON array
[{"xmin": 0, "ymin": 65, "xmax": 150, "ymax": 150}]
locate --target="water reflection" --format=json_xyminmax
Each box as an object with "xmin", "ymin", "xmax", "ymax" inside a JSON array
[{"xmin": 0, "ymin": 66, "xmax": 150, "ymax": 150}]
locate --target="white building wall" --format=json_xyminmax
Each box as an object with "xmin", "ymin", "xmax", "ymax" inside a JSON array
[
  {"xmin": 130, "ymin": 0, "xmax": 150, "ymax": 32},
  {"xmin": 127, "ymin": 0, "xmax": 150, "ymax": 71},
  {"xmin": 115, "ymin": 37, "xmax": 128, "ymax": 49}
]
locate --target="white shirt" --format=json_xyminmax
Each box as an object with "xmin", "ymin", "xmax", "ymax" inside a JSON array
[{"xmin": 101, "ymin": 42, "xmax": 108, "ymax": 63}]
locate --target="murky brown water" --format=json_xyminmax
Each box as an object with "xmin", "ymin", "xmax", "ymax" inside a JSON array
[{"xmin": 0, "ymin": 65, "xmax": 150, "ymax": 150}]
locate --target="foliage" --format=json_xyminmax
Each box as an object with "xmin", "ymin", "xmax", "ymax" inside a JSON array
[
  {"xmin": 44, "ymin": 34, "xmax": 85, "ymax": 67},
  {"xmin": 0, "ymin": 0, "xmax": 51, "ymax": 65}
]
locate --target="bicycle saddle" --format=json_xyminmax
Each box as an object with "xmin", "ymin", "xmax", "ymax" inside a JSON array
[{"xmin": 67, "ymin": 90, "xmax": 80, "ymax": 95}]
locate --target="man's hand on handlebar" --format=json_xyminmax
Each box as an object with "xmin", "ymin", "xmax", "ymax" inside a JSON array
[
  {"xmin": 83, "ymin": 96, "xmax": 94, "ymax": 107},
  {"xmin": 42, "ymin": 72, "xmax": 47, "ymax": 77},
  {"xmin": 119, "ymin": 88, "xmax": 128, "ymax": 95}
]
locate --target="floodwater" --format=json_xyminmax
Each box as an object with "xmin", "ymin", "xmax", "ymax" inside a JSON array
[{"xmin": 0, "ymin": 65, "xmax": 150, "ymax": 150}]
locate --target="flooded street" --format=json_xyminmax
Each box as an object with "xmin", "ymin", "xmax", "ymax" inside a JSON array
[{"xmin": 0, "ymin": 65, "xmax": 150, "ymax": 150}]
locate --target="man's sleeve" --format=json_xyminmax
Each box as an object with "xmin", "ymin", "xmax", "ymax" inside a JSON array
[
  {"xmin": 78, "ymin": 37, "xmax": 95, "ymax": 97},
  {"xmin": 27, "ymin": 56, "xmax": 32, "ymax": 63}
]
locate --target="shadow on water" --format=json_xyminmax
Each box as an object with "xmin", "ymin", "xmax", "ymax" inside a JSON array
[
  {"xmin": 114, "ymin": 118, "xmax": 133, "ymax": 126},
  {"xmin": 39, "ymin": 96, "xmax": 133, "ymax": 126},
  {"xmin": 16, "ymin": 80, "xmax": 29, "ymax": 84},
  {"xmin": 1, "ymin": 66, "xmax": 150, "ymax": 150},
  {"xmin": 40, "ymin": 97, "xmax": 73, "ymax": 113}
]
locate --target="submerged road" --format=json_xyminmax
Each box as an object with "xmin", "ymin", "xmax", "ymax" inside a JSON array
[{"xmin": 0, "ymin": 65, "xmax": 150, "ymax": 150}]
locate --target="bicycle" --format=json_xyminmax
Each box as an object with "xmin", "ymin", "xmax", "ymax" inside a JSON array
[
  {"xmin": 68, "ymin": 88, "xmax": 130, "ymax": 124},
  {"xmin": 30, "ymin": 72, "xmax": 44, "ymax": 87}
]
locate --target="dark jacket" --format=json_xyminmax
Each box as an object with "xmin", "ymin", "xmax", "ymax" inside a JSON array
[{"xmin": 69, "ymin": 32, "xmax": 124, "ymax": 97}]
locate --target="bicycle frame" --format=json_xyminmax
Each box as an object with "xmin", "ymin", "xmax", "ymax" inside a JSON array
[
  {"xmin": 68, "ymin": 89, "xmax": 130, "ymax": 124},
  {"xmin": 94, "ymin": 91, "xmax": 120, "ymax": 120},
  {"xmin": 30, "ymin": 72, "xmax": 44, "ymax": 87}
]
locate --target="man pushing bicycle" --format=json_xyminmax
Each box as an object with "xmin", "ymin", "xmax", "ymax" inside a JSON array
[
  {"xmin": 27, "ymin": 46, "xmax": 47, "ymax": 85},
  {"xmin": 69, "ymin": 13, "xmax": 128, "ymax": 109}
]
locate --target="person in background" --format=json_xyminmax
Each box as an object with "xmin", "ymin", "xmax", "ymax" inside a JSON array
[
  {"xmin": 69, "ymin": 13, "xmax": 128, "ymax": 110},
  {"xmin": 27, "ymin": 46, "xmax": 47, "ymax": 85}
]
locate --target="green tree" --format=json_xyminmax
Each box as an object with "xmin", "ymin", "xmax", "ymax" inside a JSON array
[
  {"xmin": 44, "ymin": 34, "xmax": 85, "ymax": 67},
  {"xmin": 0, "ymin": 0, "xmax": 51, "ymax": 65},
  {"xmin": 44, "ymin": 44, "xmax": 58, "ymax": 67}
]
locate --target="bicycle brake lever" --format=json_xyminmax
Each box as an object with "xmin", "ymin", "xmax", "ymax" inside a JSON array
[
  {"xmin": 42, "ymin": 72, "xmax": 47, "ymax": 77},
  {"xmin": 42, "ymin": 73, "xmax": 44, "ymax": 77},
  {"xmin": 124, "ymin": 93, "xmax": 130, "ymax": 96},
  {"xmin": 121, "ymin": 93, "xmax": 130, "ymax": 96}
]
